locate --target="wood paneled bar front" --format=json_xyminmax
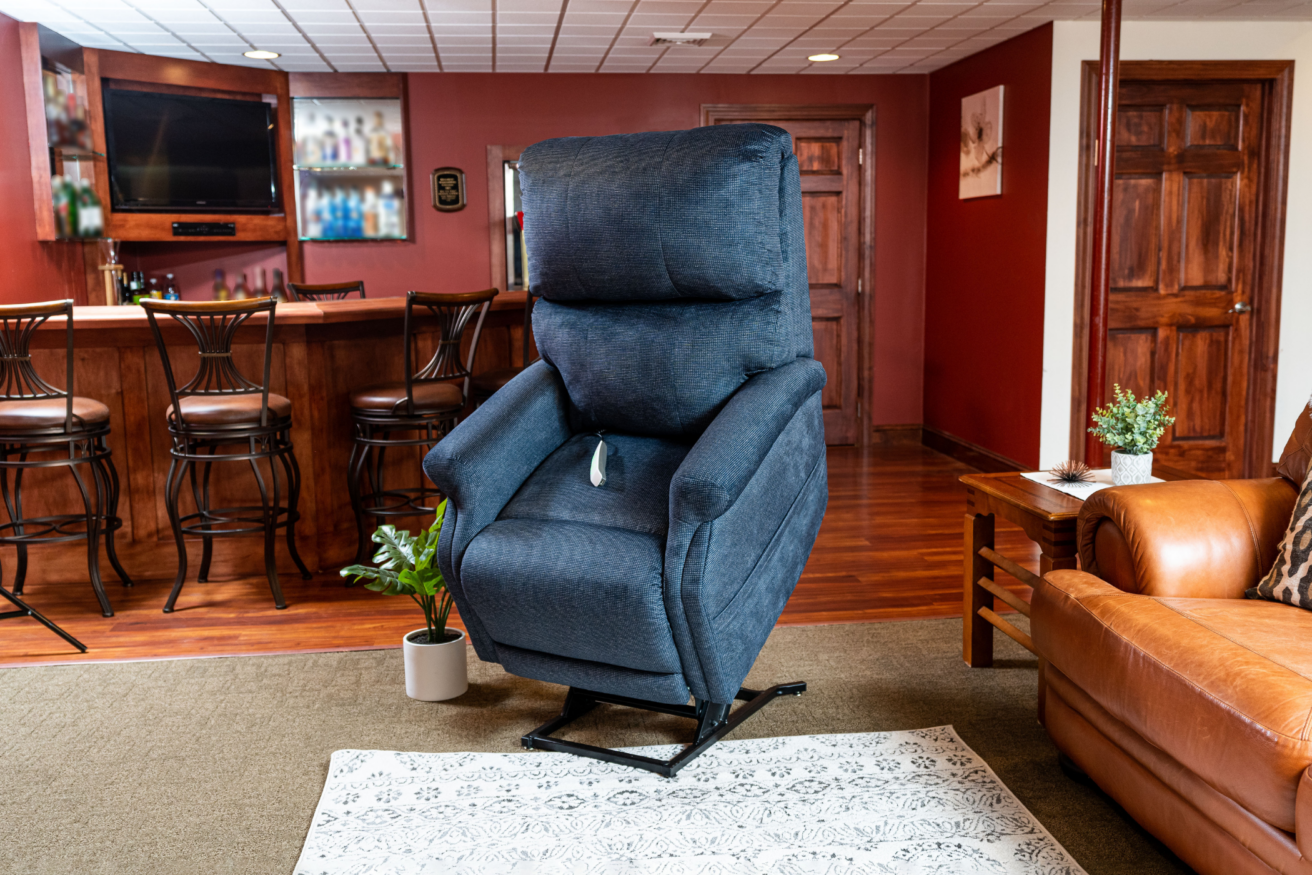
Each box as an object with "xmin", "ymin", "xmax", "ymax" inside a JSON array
[{"xmin": 14, "ymin": 294, "xmax": 528, "ymax": 596}]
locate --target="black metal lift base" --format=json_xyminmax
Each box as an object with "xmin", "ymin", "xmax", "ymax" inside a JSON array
[
  {"xmin": 521, "ymin": 681, "xmax": 806, "ymax": 778},
  {"xmin": 0, "ymin": 585, "xmax": 86, "ymax": 653}
]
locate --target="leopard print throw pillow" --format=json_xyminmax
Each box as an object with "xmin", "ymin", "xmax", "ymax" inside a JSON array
[{"xmin": 1249, "ymin": 463, "xmax": 1312, "ymax": 606}]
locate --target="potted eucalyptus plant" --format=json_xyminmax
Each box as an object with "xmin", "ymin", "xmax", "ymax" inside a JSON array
[
  {"xmin": 1088, "ymin": 385, "xmax": 1176, "ymax": 486},
  {"xmin": 341, "ymin": 500, "xmax": 467, "ymax": 701}
]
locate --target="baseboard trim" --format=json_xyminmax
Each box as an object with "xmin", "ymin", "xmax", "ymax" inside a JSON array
[
  {"xmin": 921, "ymin": 426, "xmax": 1027, "ymax": 473},
  {"xmin": 869, "ymin": 424, "xmax": 923, "ymax": 446}
]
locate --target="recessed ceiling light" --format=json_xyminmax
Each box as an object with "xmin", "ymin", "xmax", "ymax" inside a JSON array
[
  {"xmin": 808, "ymin": 53, "xmax": 841, "ymax": 62},
  {"xmin": 244, "ymin": 49, "xmax": 280, "ymax": 60}
]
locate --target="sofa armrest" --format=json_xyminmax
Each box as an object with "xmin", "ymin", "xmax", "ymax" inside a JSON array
[
  {"xmin": 670, "ymin": 357, "xmax": 826, "ymax": 525},
  {"xmin": 1078, "ymin": 479, "xmax": 1298, "ymax": 598}
]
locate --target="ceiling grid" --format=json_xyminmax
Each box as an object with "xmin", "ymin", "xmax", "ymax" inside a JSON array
[{"xmin": 3, "ymin": 0, "xmax": 1309, "ymax": 74}]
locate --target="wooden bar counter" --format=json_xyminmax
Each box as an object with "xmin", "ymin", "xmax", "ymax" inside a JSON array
[{"xmin": 17, "ymin": 294, "xmax": 528, "ymax": 591}]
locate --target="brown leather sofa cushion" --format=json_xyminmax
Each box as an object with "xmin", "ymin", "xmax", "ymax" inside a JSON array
[
  {"xmin": 1278, "ymin": 401, "xmax": 1312, "ymax": 486},
  {"xmin": 1034, "ymin": 569, "xmax": 1312, "ymax": 832},
  {"xmin": 1078, "ymin": 479, "xmax": 1298, "ymax": 598},
  {"xmin": 0, "ymin": 396, "xmax": 110, "ymax": 431},
  {"xmin": 350, "ymin": 381, "xmax": 462, "ymax": 413},
  {"xmin": 167, "ymin": 393, "xmax": 292, "ymax": 426}
]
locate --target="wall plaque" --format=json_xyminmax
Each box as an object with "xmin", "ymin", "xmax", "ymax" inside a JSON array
[{"xmin": 431, "ymin": 168, "xmax": 466, "ymax": 212}]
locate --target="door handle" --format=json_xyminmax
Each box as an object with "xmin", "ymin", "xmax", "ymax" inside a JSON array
[{"xmin": 1228, "ymin": 301, "xmax": 1253, "ymax": 314}]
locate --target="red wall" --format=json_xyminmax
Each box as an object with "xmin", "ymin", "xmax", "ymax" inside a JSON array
[
  {"xmin": 0, "ymin": 13, "xmax": 83, "ymax": 303},
  {"xmin": 923, "ymin": 25, "xmax": 1052, "ymax": 468},
  {"xmin": 306, "ymin": 73, "xmax": 929, "ymax": 427}
]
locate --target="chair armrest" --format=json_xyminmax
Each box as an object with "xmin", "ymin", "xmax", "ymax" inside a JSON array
[
  {"xmin": 1078, "ymin": 478, "xmax": 1298, "ymax": 598},
  {"xmin": 424, "ymin": 359, "xmax": 572, "ymax": 564},
  {"xmin": 670, "ymin": 357, "xmax": 826, "ymax": 524}
]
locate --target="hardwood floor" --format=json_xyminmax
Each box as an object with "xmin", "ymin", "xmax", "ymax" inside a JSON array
[{"xmin": 0, "ymin": 444, "xmax": 1040, "ymax": 666}]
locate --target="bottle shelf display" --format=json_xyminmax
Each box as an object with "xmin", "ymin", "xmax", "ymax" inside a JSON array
[
  {"xmin": 293, "ymin": 97, "xmax": 406, "ymax": 241},
  {"xmin": 44, "ymin": 63, "xmax": 104, "ymax": 239}
]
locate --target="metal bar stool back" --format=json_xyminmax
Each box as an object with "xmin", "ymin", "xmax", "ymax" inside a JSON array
[
  {"xmin": 286, "ymin": 281, "xmax": 366, "ymax": 302},
  {"xmin": 348, "ymin": 288, "xmax": 497, "ymax": 564},
  {"xmin": 141, "ymin": 298, "xmax": 310, "ymax": 613},
  {"xmin": 0, "ymin": 300, "xmax": 131, "ymax": 651}
]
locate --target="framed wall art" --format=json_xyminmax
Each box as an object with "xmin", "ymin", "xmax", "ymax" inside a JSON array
[{"xmin": 960, "ymin": 85, "xmax": 1004, "ymax": 199}]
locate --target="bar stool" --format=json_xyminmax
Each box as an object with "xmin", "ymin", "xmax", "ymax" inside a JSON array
[
  {"xmin": 470, "ymin": 292, "xmax": 537, "ymax": 406},
  {"xmin": 348, "ymin": 289, "xmax": 497, "ymax": 565},
  {"xmin": 286, "ymin": 281, "xmax": 365, "ymax": 302},
  {"xmin": 0, "ymin": 300, "xmax": 130, "ymax": 645},
  {"xmin": 141, "ymin": 298, "xmax": 310, "ymax": 613}
]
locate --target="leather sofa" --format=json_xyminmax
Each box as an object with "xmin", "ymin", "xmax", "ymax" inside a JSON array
[{"xmin": 1033, "ymin": 407, "xmax": 1312, "ymax": 875}]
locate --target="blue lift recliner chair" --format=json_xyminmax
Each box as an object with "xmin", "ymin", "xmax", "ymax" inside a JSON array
[{"xmin": 423, "ymin": 123, "xmax": 828, "ymax": 776}]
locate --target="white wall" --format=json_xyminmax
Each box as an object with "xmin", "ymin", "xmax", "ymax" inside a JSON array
[{"xmin": 1040, "ymin": 21, "xmax": 1312, "ymax": 468}]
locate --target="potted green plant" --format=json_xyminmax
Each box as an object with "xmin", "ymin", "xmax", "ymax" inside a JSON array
[
  {"xmin": 1088, "ymin": 385, "xmax": 1177, "ymax": 486},
  {"xmin": 341, "ymin": 500, "xmax": 467, "ymax": 701}
]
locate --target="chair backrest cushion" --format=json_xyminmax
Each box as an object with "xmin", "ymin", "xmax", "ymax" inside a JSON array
[{"xmin": 520, "ymin": 124, "xmax": 813, "ymax": 438}]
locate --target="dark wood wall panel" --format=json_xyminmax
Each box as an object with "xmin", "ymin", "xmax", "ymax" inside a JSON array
[
  {"xmin": 1186, "ymin": 106, "xmax": 1240, "ymax": 149},
  {"xmin": 796, "ymin": 138, "xmax": 841, "ymax": 173},
  {"xmin": 812, "ymin": 315, "xmax": 844, "ymax": 410},
  {"xmin": 1117, "ymin": 106, "xmax": 1167, "ymax": 149},
  {"xmin": 802, "ymin": 192, "xmax": 843, "ymax": 287}
]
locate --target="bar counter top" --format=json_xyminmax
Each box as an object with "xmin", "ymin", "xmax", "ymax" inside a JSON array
[{"xmin": 18, "ymin": 290, "xmax": 530, "ymax": 601}]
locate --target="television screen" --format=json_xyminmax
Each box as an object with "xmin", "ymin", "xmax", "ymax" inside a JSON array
[{"xmin": 103, "ymin": 89, "xmax": 278, "ymax": 212}]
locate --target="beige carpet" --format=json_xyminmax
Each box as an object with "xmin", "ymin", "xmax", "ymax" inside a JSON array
[{"xmin": 0, "ymin": 619, "xmax": 1191, "ymax": 875}]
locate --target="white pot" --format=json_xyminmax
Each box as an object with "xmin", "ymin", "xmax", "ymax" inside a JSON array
[
  {"xmin": 1110, "ymin": 450, "xmax": 1154, "ymax": 486},
  {"xmin": 403, "ymin": 628, "xmax": 468, "ymax": 701}
]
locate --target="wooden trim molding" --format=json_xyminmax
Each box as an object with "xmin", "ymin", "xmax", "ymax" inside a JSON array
[
  {"xmin": 487, "ymin": 145, "xmax": 526, "ymax": 292},
  {"xmin": 700, "ymin": 103, "xmax": 876, "ymax": 447},
  {"xmin": 288, "ymin": 72, "xmax": 403, "ymax": 99},
  {"xmin": 922, "ymin": 426, "xmax": 1027, "ymax": 473},
  {"xmin": 1068, "ymin": 60, "xmax": 1293, "ymax": 477}
]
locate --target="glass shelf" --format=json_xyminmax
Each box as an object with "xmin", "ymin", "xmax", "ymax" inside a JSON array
[
  {"xmin": 52, "ymin": 146, "xmax": 105, "ymax": 161},
  {"xmin": 299, "ymin": 235, "xmax": 406, "ymax": 242},
  {"xmin": 294, "ymin": 164, "xmax": 404, "ymax": 172}
]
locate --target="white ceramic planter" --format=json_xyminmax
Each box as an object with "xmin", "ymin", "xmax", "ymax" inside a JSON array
[
  {"xmin": 403, "ymin": 628, "xmax": 468, "ymax": 701},
  {"xmin": 1110, "ymin": 450, "xmax": 1154, "ymax": 486}
]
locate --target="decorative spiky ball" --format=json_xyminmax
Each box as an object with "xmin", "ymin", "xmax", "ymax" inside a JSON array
[{"xmin": 1049, "ymin": 460, "xmax": 1093, "ymax": 484}]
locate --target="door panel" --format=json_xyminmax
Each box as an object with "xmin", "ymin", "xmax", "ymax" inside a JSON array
[
  {"xmin": 711, "ymin": 115, "xmax": 863, "ymax": 445},
  {"xmin": 1105, "ymin": 79, "xmax": 1262, "ymax": 479}
]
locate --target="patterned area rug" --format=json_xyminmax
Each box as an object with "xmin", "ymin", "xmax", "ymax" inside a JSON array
[{"xmin": 296, "ymin": 726, "xmax": 1085, "ymax": 875}]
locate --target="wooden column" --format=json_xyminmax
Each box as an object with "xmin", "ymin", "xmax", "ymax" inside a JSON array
[{"xmin": 1083, "ymin": 0, "xmax": 1123, "ymax": 467}]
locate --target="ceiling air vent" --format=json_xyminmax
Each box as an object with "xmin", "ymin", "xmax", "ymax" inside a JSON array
[{"xmin": 649, "ymin": 32, "xmax": 712, "ymax": 46}]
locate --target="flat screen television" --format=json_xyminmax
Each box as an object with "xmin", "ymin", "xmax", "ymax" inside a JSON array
[{"xmin": 103, "ymin": 89, "xmax": 278, "ymax": 212}]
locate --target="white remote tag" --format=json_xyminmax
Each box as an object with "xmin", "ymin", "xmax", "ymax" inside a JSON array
[{"xmin": 590, "ymin": 439, "xmax": 608, "ymax": 487}]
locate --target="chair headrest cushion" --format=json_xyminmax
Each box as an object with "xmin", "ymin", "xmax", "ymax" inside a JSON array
[{"xmin": 520, "ymin": 124, "xmax": 792, "ymax": 303}]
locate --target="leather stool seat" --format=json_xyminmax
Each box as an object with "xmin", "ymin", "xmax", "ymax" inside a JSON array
[
  {"xmin": 0, "ymin": 396, "xmax": 110, "ymax": 432},
  {"xmin": 350, "ymin": 381, "xmax": 462, "ymax": 414},
  {"xmin": 167, "ymin": 393, "xmax": 292, "ymax": 426},
  {"xmin": 471, "ymin": 367, "xmax": 523, "ymax": 399}
]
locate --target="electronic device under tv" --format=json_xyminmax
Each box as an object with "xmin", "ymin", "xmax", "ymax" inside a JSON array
[{"xmin": 103, "ymin": 89, "xmax": 279, "ymax": 212}]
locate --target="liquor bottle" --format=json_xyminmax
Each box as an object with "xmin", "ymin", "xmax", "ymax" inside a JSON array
[
  {"xmin": 233, "ymin": 272, "xmax": 250, "ymax": 300},
  {"xmin": 367, "ymin": 111, "xmax": 391, "ymax": 165},
  {"xmin": 271, "ymin": 268, "xmax": 287, "ymax": 303},
  {"xmin": 78, "ymin": 179, "xmax": 103, "ymax": 238},
  {"xmin": 340, "ymin": 118, "xmax": 354, "ymax": 164},
  {"xmin": 352, "ymin": 117, "xmax": 367, "ymax": 167},
  {"xmin": 362, "ymin": 186, "xmax": 380, "ymax": 238},
  {"xmin": 148, "ymin": 277, "xmax": 162, "ymax": 299},
  {"xmin": 213, "ymin": 269, "xmax": 230, "ymax": 302},
  {"xmin": 51, "ymin": 175, "xmax": 68, "ymax": 238},
  {"xmin": 302, "ymin": 113, "xmax": 322, "ymax": 165},
  {"xmin": 64, "ymin": 176, "xmax": 79, "ymax": 238},
  {"xmin": 346, "ymin": 187, "xmax": 363, "ymax": 238},
  {"xmin": 164, "ymin": 273, "xmax": 180, "ymax": 301},
  {"xmin": 118, "ymin": 269, "xmax": 133, "ymax": 305},
  {"xmin": 252, "ymin": 267, "xmax": 267, "ymax": 299},
  {"xmin": 379, "ymin": 180, "xmax": 401, "ymax": 238},
  {"xmin": 322, "ymin": 115, "xmax": 338, "ymax": 164},
  {"xmin": 129, "ymin": 271, "xmax": 146, "ymax": 305}
]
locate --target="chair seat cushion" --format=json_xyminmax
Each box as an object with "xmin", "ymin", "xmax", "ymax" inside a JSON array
[
  {"xmin": 461, "ymin": 518, "xmax": 680, "ymax": 674},
  {"xmin": 167, "ymin": 393, "xmax": 291, "ymax": 426},
  {"xmin": 350, "ymin": 381, "xmax": 462, "ymax": 413},
  {"xmin": 499, "ymin": 432, "xmax": 690, "ymax": 538},
  {"xmin": 0, "ymin": 396, "xmax": 109, "ymax": 431},
  {"xmin": 1036, "ymin": 570, "xmax": 1312, "ymax": 832}
]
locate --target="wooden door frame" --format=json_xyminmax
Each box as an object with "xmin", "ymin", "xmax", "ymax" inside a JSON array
[
  {"xmin": 1068, "ymin": 60, "xmax": 1293, "ymax": 476},
  {"xmin": 701, "ymin": 103, "xmax": 876, "ymax": 446},
  {"xmin": 487, "ymin": 144, "xmax": 527, "ymax": 293}
]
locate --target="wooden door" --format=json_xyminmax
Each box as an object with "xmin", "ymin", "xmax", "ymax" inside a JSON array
[
  {"xmin": 1105, "ymin": 79, "xmax": 1266, "ymax": 479},
  {"xmin": 706, "ymin": 113, "xmax": 864, "ymax": 445}
]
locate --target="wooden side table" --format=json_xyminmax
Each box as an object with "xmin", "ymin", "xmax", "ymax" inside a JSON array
[{"xmin": 961, "ymin": 466, "xmax": 1193, "ymax": 667}]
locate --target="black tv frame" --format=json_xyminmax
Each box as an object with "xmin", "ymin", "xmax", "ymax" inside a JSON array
[{"xmin": 102, "ymin": 88, "xmax": 280, "ymax": 214}]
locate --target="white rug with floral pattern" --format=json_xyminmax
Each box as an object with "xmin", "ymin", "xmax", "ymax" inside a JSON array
[{"xmin": 295, "ymin": 726, "xmax": 1085, "ymax": 875}]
